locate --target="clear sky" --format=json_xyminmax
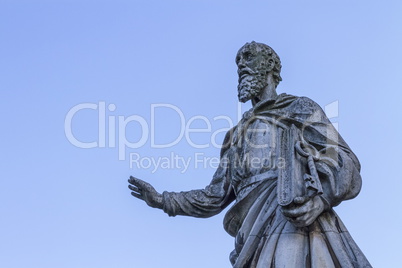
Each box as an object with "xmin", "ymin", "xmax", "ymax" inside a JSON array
[{"xmin": 1, "ymin": 1, "xmax": 402, "ymax": 267}]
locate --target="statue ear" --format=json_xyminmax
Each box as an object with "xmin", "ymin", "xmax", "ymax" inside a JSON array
[{"xmin": 267, "ymin": 59, "xmax": 275, "ymax": 71}]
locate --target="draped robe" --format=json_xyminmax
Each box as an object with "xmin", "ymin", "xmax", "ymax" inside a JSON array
[{"xmin": 162, "ymin": 94, "xmax": 372, "ymax": 267}]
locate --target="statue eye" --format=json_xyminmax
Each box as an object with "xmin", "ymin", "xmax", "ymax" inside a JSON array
[
  {"xmin": 244, "ymin": 52, "xmax": 252, "ymax": 60},
  {"xmin": 244, "ymin": 51, "xmax": 256, "ymax": 62}
]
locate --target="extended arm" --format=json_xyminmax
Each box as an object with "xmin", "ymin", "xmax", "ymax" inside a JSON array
[
  {"xmin": 161, "ymin": 165, "xmax": 235, "ymax": 218},
  {"xmin": 128, "ymin": 161, "xmax": 235, "ymax": 218},
  {"xmin": 128, "ymin": 130, "xmax": 236, "ymax": 218}
]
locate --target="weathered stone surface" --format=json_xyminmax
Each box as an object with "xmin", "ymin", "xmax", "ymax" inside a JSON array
[{"xmin": 128, "ymin": 42, "xmax": 372, "ymax": 267}]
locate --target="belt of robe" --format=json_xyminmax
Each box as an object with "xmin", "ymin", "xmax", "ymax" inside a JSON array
[
  {"xmin": 224, "ymin": 169, "xmax": 278, "ymax": 237},
  {"xmin": 234, "ymin": 169, "xmax": 278, "ymax": 197}
]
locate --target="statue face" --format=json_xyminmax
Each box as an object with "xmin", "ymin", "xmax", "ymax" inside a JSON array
[{"xmin": 236, "ymin": 46, "xmax": 269, "ymax": 103}]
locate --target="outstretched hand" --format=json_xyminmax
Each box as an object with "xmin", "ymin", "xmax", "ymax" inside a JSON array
[
  {"xmin": 128, "ymin": 176, "xmax": 163, "ymax": 209},
  {"xmin": 281, "ymin": 195, "xmax": 324, "ymax": 227}
]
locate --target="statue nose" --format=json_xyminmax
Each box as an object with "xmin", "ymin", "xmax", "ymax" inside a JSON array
[{"xmin": 237, "ymin": 59, "xmax": 246, "ymax": 69}]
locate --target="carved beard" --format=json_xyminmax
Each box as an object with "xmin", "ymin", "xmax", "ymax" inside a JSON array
[{"xmin": 237, "ymin": 71, "xmax": 268, "ymax": 103}]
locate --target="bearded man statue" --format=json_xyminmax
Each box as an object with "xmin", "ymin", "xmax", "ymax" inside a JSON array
[{"xmin": 128, "ymin": 41, "xmax": 372, "ymax": 268}]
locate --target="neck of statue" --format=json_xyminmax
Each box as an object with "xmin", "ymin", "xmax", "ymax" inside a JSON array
[{"xmin": 252, "ymin": 73, "xmax": 278, "ymax": 107}]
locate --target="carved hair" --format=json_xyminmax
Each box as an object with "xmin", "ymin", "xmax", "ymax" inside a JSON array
[{"xmin": 238, "ymin": 41, "xmax": 283, "ymax": 86}]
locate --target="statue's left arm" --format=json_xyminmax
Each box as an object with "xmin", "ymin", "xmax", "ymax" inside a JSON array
[
  {"xmin": 281, "ymin": 97, "xmax": 362, "ymax": 226},
  {"xmin": 314, "ymin": 140, "xmax": 362, "ymax": 210},
  {"xmin": 301, "ymin": 97, "xmax": 362, "ymax": 210}
]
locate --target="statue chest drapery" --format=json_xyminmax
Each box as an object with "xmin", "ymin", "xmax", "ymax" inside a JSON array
[{"xmin": 225, "ymin": 114, "xmax": 285, "ymax": 201}]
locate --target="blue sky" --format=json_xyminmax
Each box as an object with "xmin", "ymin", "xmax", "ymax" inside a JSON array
[{"xmin": 1, "ymin": 1, "xmax": 401, "ymax": 267}]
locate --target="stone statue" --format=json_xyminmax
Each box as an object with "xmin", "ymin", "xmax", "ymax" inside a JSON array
[{"xmin": 128, "ymin": 41, "xmax": 372, "ymax": 267}]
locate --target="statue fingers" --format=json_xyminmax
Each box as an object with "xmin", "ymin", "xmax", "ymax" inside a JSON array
[
  {"xmin": 131, "ymin": 191, "xmax": 144, "ymax": 200},
  {"xmin": 128, "ymin": 184, "xmax": 143, "ymax": 193},
  {"xmin": 281, "ymin": 205, "xmax": 309, "ymax": 218},
  {"xmin": 129, "ymin": 184, "xmax": 144, "ymax": 200},
  {"xmin": 129, "ymin": 176, "xmax": 138, "ymax": 183},
  {"xmin": 289, "ymin": 204, "xmax": 322, "ymax": 226},
  {"xmin": 293, "ymin": 213, "xmax": 316, "ymax": 227},
  {"xmin": 129, "ymin": 176, "xmax": 143, "ymax": 185},
  {"xmin": 283, "ymin": 210, "xmax": 312, "ymax": 226},
  {"xmin": 129, "ymin": 176, "xmax": 150, "ymax": 189},
  {"xmin": 293, "ymin": 196, "xmax": 309, "ymax": 205}
]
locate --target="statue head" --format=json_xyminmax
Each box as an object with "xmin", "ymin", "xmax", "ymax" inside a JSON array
[{"xmin": 236, "ymin": 41, "xmax": 282, "ymax": 103}]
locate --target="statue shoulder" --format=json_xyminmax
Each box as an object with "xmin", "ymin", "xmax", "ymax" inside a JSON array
[
  {"xmin": 258, "ymin": 93, "xmax": 321, "ymax": 113},
  {"xmin": 293, "ymin": 96, "xmax": 322, "ymax": 109},
  {"xmin": 288, "ymin": 96, "xmax": 325, "ymax": 116}
]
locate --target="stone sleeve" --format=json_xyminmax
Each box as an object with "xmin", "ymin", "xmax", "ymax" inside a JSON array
[
  {"xmin": 316, "ymin": 147, "xmax": 362, "ymax": 210},
  {"xmin": 162, "ymin": 130, "xmax": 236, "ymax": 218},
  {"xmin": 162, "ymin": 164, "xmax": 235, "ymax": 218}
]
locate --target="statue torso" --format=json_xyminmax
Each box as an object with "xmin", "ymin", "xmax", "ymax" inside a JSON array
[{"xmin": 227, "ymin": 114, "xmax": 283, "ymax": 198}]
